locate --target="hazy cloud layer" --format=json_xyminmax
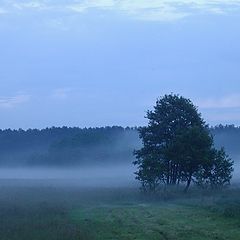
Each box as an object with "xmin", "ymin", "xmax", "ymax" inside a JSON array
[
  {"xmin": 197, "ymin": 95, "xmax": 240, "ymax": 109},
  {"xmin": 1, "ymin": 0, "xmax": 240, "ymax": 21},
  {"xmin": 0, "ymin": 94, "xmax": 30, "ymax": 108},
  {"xmin": 203, "ymin": 111, "xmax": 240, "ymax": 123}
]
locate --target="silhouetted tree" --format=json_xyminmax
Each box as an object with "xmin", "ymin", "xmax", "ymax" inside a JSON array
[
  {"xmin": 134, "ymin": 94, "xmax": 233, "ymax": 193},
  {"xmin": 166, "ymin": 126, "xmax": 214, "ymax": 192}
]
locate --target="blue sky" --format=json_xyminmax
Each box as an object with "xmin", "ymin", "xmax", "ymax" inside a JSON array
[{"xmin": 0, "ymin": 0, "xmax": 240, "ymax": 129}]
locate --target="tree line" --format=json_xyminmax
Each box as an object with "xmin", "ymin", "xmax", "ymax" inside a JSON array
[
  {"xmin": 0, "ymin": 120, "xmax": 238, "ymax": 167},
  {"xmin": 0, "ymin": 126, "xmax": 139, "ymax": 166}
]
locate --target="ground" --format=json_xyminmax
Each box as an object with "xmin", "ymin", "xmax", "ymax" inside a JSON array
[{"xmin": 0, "ymin": 181, "xmax": 239, "ymax": 240}]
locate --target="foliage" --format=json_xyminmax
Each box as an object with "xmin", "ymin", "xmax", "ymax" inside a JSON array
[
  {"xmin": 195, "ymin": 148, "xmax": 234, "ymax": 189},
  {"xmin": 134, "ymin": 94, "xmax": 233, "ymax": 192}
]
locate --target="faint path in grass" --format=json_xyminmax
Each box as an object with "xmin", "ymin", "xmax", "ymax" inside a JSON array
[{"xmin": 71, "ymin": 203, "xmax": 240, "ymax": 240}]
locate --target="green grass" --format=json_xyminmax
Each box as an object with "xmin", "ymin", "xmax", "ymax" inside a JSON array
[
  {"xmin": 71, "ymin": 203, "xmax": 240, "ymax": 240},
  {"xmin": 0, "ymin": 181, "xmax": 240, "ymax": 240}
]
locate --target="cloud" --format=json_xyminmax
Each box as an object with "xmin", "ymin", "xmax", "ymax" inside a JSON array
[
  {"xmin": 0, "ymin": 94, "xmax": 30, "ymax": 108},
  {"xmin": 66, "ymin": 0, "xmax": 240, "ymax": 21},
  {"xmin": 207, "ymin": 112, "xmax": 240, "ymax": 122},
  {"xmin": 51, "ymin": 88, "xmax": 72, "ymax": 100},
  {"xmin": 67, "ymin": 0, "xmax": 115, "ymax": 12},
  {"xmin": 197, "ymin": 94, "xmax": 240, "ymax": 109},
  {"xmin": 197, "ymin": 94, "xmax": 240, "ymax": 124},
  {"xmin": 0, "ymin": 7, "xmax": 7, "ymax": 14},
  {"xmin": 67, "ymin": 0, "xmax": 190, "ymax": 21},
  {"xmin": 12, "ymin": 1, "xmax": 48, "ymax": 11},
  {"xmin": 2, "ymin": 0, "xmax": 240, "ymax": 22}
]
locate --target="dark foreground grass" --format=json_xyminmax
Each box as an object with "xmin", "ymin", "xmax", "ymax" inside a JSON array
[
  {"xmin": 0, "ymin": 181, "xmax": 239, "ymax": 240},
  {"xmin": 72, "ymin": 203, "xmax": 240, "ymax": 240}
]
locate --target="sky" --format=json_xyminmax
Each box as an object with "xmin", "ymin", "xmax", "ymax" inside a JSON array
[{"xmin": 0, "ymin": 0, "xmax": 240, "ymax": 129}]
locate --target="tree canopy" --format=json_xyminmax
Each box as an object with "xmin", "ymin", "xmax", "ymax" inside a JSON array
[{"xmin": 134, "ymin": 94, "xmax": 234, "ymax": 192}]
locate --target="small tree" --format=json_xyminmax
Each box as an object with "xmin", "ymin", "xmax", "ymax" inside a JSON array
[{"xmin": 134, "ymin": 94, "xmax": 233, "ymax": 193}]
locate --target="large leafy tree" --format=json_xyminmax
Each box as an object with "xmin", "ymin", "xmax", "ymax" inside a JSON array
[{"xmin": 134, "ymin": 94, "xmax": 233, "ymax": 192}]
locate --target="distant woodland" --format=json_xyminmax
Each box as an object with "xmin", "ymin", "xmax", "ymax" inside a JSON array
[{"xmin": 0, "ymin": 125, "xmax": 239, "ymax": 167}]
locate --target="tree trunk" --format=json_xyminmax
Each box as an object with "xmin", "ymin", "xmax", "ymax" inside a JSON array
[
  {"xmin": 184, "ymin": 175, "xmax": 192, "ymax": 193},
  {"xmin": 167, "ymin": 161, "xmax": 170, "ymax": 185}
]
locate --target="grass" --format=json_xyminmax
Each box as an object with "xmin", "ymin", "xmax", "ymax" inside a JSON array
[
  {"xmin": 0, "ymin": 181, "xmax": 239, "ymax": 240},
  {"xmin": 72, "ymin": 203, "xmax": 240, "ymax": 240}
]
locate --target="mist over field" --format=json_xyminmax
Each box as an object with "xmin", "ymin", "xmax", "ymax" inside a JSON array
[
  {"xmin": 233, "ymin": 157, "xmax": 240, "ymax": 183},
  {"xmin": 0, "ymin": 165, "xmax": 137, "ymax": 188},
  {"xmin": 0, "ymin": 125, "xmax": 239, "ymax": 187}
]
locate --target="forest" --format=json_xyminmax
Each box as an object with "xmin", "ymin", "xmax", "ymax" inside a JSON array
[{"xmin": 0, "ymin": 124, "xmax": 239, "ymax": 167}]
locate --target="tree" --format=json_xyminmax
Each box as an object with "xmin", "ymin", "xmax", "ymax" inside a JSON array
[
  {"xmin": 134, "ymin": 94, "xmax": 233, "ymax": 193},
  {"xmin": 195, "ymin": 148, "xmax": 233, "ymax": 189},
  {"xmin": 166, "ymin": 126, "xmax": 214, "ymax": 192}
]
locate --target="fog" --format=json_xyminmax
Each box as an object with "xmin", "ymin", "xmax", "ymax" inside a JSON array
[
  {"xmin": 0, "ymin": 164, "xmax": 138, "ymax": 188},
  {"xmin": 233, "ymin": 156, "xmax": 240, "ymax": 183},
  {"xmin": 0, "ymin": 158, "xmax": 238, "ymax": 188},
  {"xmin": 0, "ymin": 126, "xmax": 239, "ymax": 188}
]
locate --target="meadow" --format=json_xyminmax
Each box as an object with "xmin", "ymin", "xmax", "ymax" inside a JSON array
[{"xmin": 0, "ymin": 180, "xmax": 239, "ymax": 240}]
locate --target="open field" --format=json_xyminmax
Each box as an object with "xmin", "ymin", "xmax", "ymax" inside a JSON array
[{"xmin": 0, "ymin": 180, "xmax": 239, "ymax": 240}]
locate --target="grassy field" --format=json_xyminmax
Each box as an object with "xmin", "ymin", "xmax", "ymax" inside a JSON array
[{"xmin": 0, "ymin": 181, "xmax": 239, "ymax": 240}]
